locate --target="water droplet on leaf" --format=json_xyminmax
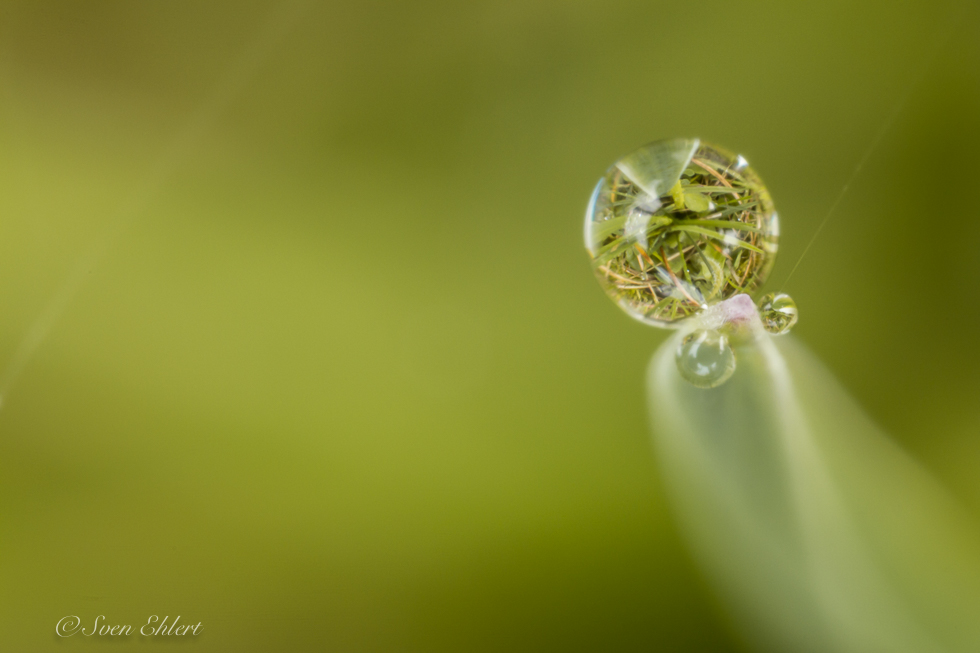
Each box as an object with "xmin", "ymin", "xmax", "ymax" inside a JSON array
[
  {"xmin": 675, "ymin": 329, "xmax": 736, "ymax": 388},
  {"xmin": 585, "ymin": 138, "xmax": 779, "ymax": 327},
  {"xmin": 757, "ymin": 292, "xmax": 798, "ymax": 335}
]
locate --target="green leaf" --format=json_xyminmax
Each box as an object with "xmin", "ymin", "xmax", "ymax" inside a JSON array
[
  {"xmin": 710, "ymin": 200, "xmax": 761, "ymax": 217},
  {"xmin": 588, "ymin": 215, "xmax": 629, "ymax": 243},
  {"xmin": 647, "ymin": 312, "xmax": 980, "ymax": 653},
  {"xmin": 684, "ymin": 184, "xmax": 740, "ymax": 195},
  {"xmin": 670, "ymin": 181, "xmax": 687, "ymax": 210},
  {"xmin": 670, "ymin": 225, "xmax": 765, "ymax": 253},
  {"xmin": 682, "ymin": 218, "xmax": 760, "ymax": 233},
  {"xmin": 682, "ymin": 188, "xmax": 711, "ymax": 212}
]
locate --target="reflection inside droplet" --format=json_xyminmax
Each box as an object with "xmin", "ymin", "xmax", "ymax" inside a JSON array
[
  {"xmin": 757, "ymin": 292, "xmax": 798, "ymax": 335},
  {"xmin": 584, "ymin": 138, "xmax": 779, "ymax": 326}
]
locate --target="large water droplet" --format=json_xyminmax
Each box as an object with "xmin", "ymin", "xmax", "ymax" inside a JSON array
[
  {"xmin": 585, "ymin": 139, "xmax": 779, "ymax": 327},
  {"xmin": 675, "ymin": 329, "xmax": 736, "ymax": 389},
  {"xmin": 757, "ymin": 292, "xmax": 798, "ymax": 335}
]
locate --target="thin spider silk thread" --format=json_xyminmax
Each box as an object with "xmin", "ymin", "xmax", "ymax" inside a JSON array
[
  {"xmin": 778, "ymin": 98, "xmax": 907, "ymax": 289},
  {"xmin": 780, "ymin": 4, "xmax": 965, "ymax": 290},
  {"xmin": 0, "ymin": 0, "xmax": 310, "ymax": 407}
]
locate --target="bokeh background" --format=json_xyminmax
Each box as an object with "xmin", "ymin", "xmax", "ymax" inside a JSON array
[{"xmin": 0, "ymin": 1, "xmax": 978, "ymax": 650}]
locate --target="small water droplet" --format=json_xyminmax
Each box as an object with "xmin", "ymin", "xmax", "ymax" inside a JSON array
[
  {"xmin": 757, "ymin": 292, "xmax": 798, "ymax": 335},
  {"xmin": 675, "ymin": 329, "xmax": 736, "ymax": 389}
]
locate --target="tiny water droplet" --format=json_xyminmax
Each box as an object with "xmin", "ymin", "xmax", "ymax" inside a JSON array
[
  {"xmin": 757, "ymin": 292, "xmax": 798, "ymax": 335},
  {"xmin": 675, "ymin": 329, "xmax": 736, "ymax": 389}
]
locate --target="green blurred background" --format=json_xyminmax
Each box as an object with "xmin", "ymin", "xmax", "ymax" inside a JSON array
[{"xmin": 0, "ymin": 1, "xmax": 978, "ymax": 650}]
